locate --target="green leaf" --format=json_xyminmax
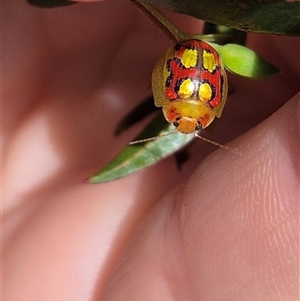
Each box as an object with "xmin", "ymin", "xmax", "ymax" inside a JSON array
[
  {"xmin": 28, "ymin": 0, "xmax": 300, "ymax": 36},
  {"xmin": 139, "ymin": 0, "xmax": 300, "ymax": 36},
  {"xmin": 88, "ymin": 113, "xmax": 196, "ymax": 183},
  {"xmin": 211, "ymin": 43, "xmax": 280, "ymax": 79}
]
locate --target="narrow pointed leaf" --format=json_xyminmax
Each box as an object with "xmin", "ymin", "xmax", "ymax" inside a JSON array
[
  {"xmin": 88, "ymin": 113, "xmax": 196, "ymax": 183},
  {"xmin": 28, "ymin": 0, "xmax": 300, "ymax": 37},
  {"xmin": 140, "ymin": 0, "xmax": 300, "ymax": 36},
  {"xmin": 27, "ymin": 0, "xmax": 74, "ymax": 8}
]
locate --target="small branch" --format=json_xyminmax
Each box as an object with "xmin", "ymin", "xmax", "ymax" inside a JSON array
[{"xmin": 134, "ymin": 1, "xmax": 187, "ymax": 42}]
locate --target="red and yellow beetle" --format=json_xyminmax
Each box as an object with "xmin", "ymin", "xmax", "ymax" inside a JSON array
[
  {"xmin": 130, "ymin": 38, "xmax": 235, "ymax": 152},
  {"xmin": 152, "ymin": 39, "xmax": 228, "ymax": 135}
]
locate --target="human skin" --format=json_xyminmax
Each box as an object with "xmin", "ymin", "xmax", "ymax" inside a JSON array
[{"xmin": 2, "ymin": 0, "xmax": 299, "ymax": 300}]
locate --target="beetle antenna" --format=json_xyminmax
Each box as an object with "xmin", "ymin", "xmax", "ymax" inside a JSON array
[
  {"xmin": 194, "ymin": 132, "xmax": 241, "ymax": 155},
  {"xmin": 129, "ymin": 130, "xmax": 178, "ymax": 145}
]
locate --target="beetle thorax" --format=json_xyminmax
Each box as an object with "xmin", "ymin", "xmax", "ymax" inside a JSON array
[{"xmin": 162, "ymin": 100, "xmax": 216, "ymax": 131}]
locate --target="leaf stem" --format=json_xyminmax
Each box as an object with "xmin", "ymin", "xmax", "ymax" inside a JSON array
[
  {"xmin": 134, "ymin": 2, "xmax": 235, "ymax": 44},
  {"xmin": 135, "ymin": 1, "xmax": 187, "ymax": 42}
]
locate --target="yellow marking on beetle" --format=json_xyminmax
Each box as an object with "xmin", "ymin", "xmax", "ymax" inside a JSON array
[
  {"xmin": 202, "ymin": 50, "xmax": 217, "ymax": 73},
  {"xmin": 178, "ymin": 78, "xmax": 194, "ymax": 98},
  {"xmin": 199, "ymin": 82, "xmax": 212, "ymax": 102},
  {"xmin": 163, "ymin": 65, "xmax": 170, "ymax": 85},
  {"xmin": 181, "ymin": 49, "xmax": 198, "ymax": 68}
]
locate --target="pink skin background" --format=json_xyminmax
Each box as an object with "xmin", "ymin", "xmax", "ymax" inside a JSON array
[{"xmin": 2, "ymin": 0, "xmax": 299, "ymax": 300}]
